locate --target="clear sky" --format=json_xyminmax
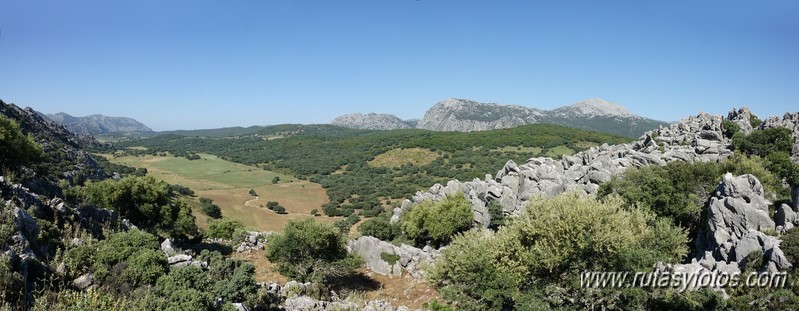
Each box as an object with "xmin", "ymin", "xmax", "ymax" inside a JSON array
[{"xmin": 1, "ymin": 0, "xmax": 797, "ymax": 131}]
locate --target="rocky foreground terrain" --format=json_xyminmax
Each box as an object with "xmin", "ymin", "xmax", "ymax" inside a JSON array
[{"xmin": 361, "ymin": 107, "xmax": 799, "ymax": 290}]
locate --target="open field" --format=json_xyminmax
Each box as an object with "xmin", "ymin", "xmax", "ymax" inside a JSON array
[
  {"xmin": 104, "ymin": 153, "xmax": 337, "ymax": 232},
  {"xmin": 368, "ymin": 148, "xmax": 440, "ymax": 168}
]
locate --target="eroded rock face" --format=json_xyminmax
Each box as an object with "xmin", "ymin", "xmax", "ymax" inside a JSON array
[{"xmin": 697, "ymin": 174, "xmax": 790, "ymax": 272}]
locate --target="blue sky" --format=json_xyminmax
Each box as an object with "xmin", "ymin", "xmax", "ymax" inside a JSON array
[{"xmin": 1, "ymin": 0, "xmax": 797, "ymax": 131}]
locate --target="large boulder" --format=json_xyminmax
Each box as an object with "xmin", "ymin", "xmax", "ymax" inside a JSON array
[
  {"xmin": 702, "ymin": 174, "xmax": 790, "ymax": 272},
  {"xmin": 347, "ymin": 236, "xmax": 439, "ymax": 278}
]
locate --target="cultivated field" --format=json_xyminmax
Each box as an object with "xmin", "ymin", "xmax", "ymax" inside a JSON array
[{"xmin": 105, "ymin": 153, "xmax": 339, "ymax": 231}]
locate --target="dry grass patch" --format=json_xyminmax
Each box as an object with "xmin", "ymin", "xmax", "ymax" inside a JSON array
[{"xmin": 369, "ymin": 148, "xmax": 440, "ymax": 168}]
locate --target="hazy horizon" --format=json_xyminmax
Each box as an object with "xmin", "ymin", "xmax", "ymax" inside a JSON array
[{"xmin": 1, "ymin": 0, "xmax": 797, "ymax": 131}]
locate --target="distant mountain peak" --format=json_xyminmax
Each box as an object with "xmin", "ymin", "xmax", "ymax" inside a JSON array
[
  {"xmin": 331, "ymin": 113, "xmax": 416, "ymax": 130},
  {"xmin": 335, "ymin": 97, "xmax": 668, "ymax": 137},
  {"xmin": 555, "ymin": 98, "xmax": 637, "ymax": 118},
  {"xmin": 46, "ymin": 112, "xmax": 153, "ymax": 136}
]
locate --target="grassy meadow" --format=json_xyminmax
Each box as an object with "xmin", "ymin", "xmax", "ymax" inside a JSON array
[{"xmin": 104, "ymin": 153, "xmax": 337, "ymax": 231}]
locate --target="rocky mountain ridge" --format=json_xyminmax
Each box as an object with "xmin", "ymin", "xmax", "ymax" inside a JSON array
[
  {"xmin": 331, "ymin": 113, "xmax": 416, "ymax": 130},
  {"xmin": 332, "ymin": 98, "xmax": 669, "ymax": 137},
  {"xmin": 46, "ymin": 112, "xmax": 153, "ymax": 136}
]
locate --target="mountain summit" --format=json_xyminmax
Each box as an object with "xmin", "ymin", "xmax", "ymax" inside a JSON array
[
  {"xmin": 332, "ymin": 98, "xmax": 668, "ymax": 137},
  {"xmin": 552, "ymin": 98, "xmax": 636, "ymax": 118},
  {"xmin": 46, "ymin": 112, "xmax": 153, "ymax": 136}
]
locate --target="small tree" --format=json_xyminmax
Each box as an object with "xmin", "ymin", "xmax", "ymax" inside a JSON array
[
  {"xmin": 266, "ymin": 219, "xmax": 361, "ymax": 283},
  {"xmin": 0, "ymin": 115, "xmax": 42, "ymax": 172},
  {"xmin": 248, "ymin": 189, "xmax": 257, "ymax": 196},
  {"xmin": 272, "ymin": 176, "xmax": 281, "ymax": 184}
]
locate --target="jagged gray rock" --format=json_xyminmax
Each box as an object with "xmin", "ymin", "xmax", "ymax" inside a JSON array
[
  {"xmin": 161, "ymin": 239, "xmax": 176, "ymax": 256},
  {"xmin": 72, "ymin": 273, "xmax": 95, "ymax": 290},
  {"xmin": 698, "ymin": 174, "xmax": 790, "ymax": 272},
  {"xmin": 347, "ymin": 236, "xmax": 440, "ymax": 279}
]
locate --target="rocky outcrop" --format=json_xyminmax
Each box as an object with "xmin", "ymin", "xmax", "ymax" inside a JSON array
[
  {"xmin": 1, "ymin": 100, "xmax": 109, "ymax": 189},
  {"xmin": 347, "ymin": 236, "xmax": 440, "ymax": 279},
  {"xmin": 331, "ymin": 113, "xmax": 415, "ymax": 130},
  {"xmin": 394, "ymin": 110, "xmax": 737, "ymax": 227},
  {"xmin": 235, "ymin": 231, "xmax": 274, "ymax": 253},
  {"xmin": 696, "ymin": 174, "xmax": 789, "ymax": 271},
  {"xmin": 46, "ymin": 112, "xmax": 153, "ymax": 136},
  {"xmin": 255, "ymin": 280, "xmax": 413, "ymax": 311}
]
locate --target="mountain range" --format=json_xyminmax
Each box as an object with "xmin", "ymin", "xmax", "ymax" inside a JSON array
[
  {"xmin": 333, "ymin": 98, "xmax": 669, "ymax": 137},
  {"xmin": 45, "ymin": 112, "xmax": 153, "ymax": 136}
]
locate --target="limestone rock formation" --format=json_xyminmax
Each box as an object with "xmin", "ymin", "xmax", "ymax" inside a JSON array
[
  {"xmin": 393, "ymin": 110, "xmax": 738, "ymax": 227},
  {"xmin": 347, "ymin": 236, "xmax": 440, "ymax": 279}
]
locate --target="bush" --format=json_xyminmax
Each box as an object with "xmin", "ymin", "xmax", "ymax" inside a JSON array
[
  {"xmin": 380, "ymin": 252, "xmax": 400, "ymax": 265},
  {"xmin": 93, "ymin": 230, "xmax": 160, "ymax": 281},
  {"xmin": 78, "ymin": 176, "xmax": 198, "ymax": 238},
  {"xmin": 733, "ymin": 127, "xmax": 793, "ymax": 158},
  {"xmin": 598, "ymin": 161, "xmax": 720, "ymax": 238},
  {"xmin": 266, "ymin": 219, "xmax": 361, "ymax": 283},
  {"xmin": 358, "ymin": 217, "xmax": 400, "ymax": 241},
  {"xmin": 206, "ymin": 218, "xmax": 245, "ymax": 240},
  {"xmin": 120, "ymin": 249, "xmax": 168, "ymax": 286},
  {"xmin": 400, "ymin": 192, "xmax": 474, "ymax": 247},
  {"xmin": 429, "ymin": 193, "xmax": 689, "ymax": 310},
  {"xmin": 781, "ymin": 228, "xmax": 799, "ymax": 268},
  {"xmin": 199, "ymin": 197, "xmax": 222, "ymax": 219},
  {"xmin": 721, "ymin": 119, "xmax": 741, "ymax": 139}
]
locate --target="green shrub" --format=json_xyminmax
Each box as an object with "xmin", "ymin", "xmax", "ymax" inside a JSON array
[
  {"xmin": 428, "ymin": 229, "xmax": 520, "ymax": 311},
  {"xmin": 266, "ymin": 219, "xmax": 361, "ymax": 283},
  {"xmin": 401, "ymin": 193, "xmax": 474, "ymax": 247},
  {"xmin": 0, "ymin": 115, "xmax": 42, "ymax": 172},
  {"xmin": 78, "ymin": 176, "xmax": 198, "ymax": 238},
  {"xmin": 358, "ymin": 217, "xmax": 400, "ymax": 241},
  {"xmin": 781, "ymin": 228, "xmax": 799, "ymax": 268},
  {"xmin": 206, "ymin": 218, "xmax": 245, "ymax": 240},
  {"xmin": 199, "ymin": 197, "xmax": 222, "ymax": 219},
  {"xmin": 429, "ymin": 193, "xmax": 689, "ymax": 310},
  {"xmin": 63, "ymin": 243, "xmax": 96, "ymax": 279},
  {"xmin": 120, "ymin": 249, "xmax": 167, "ymax": 286},
  {"xmin": 733, "ymin": 127, "xmax": 793, "ymax": 158},
  {"xmin": 721, "ymin": 119, "xmax": 741, "ymax": 139},
  {"xmin": 598, "ymin": 161, "xmax": 720, "ymax": 238},
  {"xmin": 93, "ymin": 230, "xmax": 160, "ymax": 281},
  {"xmin": 380, "ymin": 252, "xmax": 400, "ymax": 265}
]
